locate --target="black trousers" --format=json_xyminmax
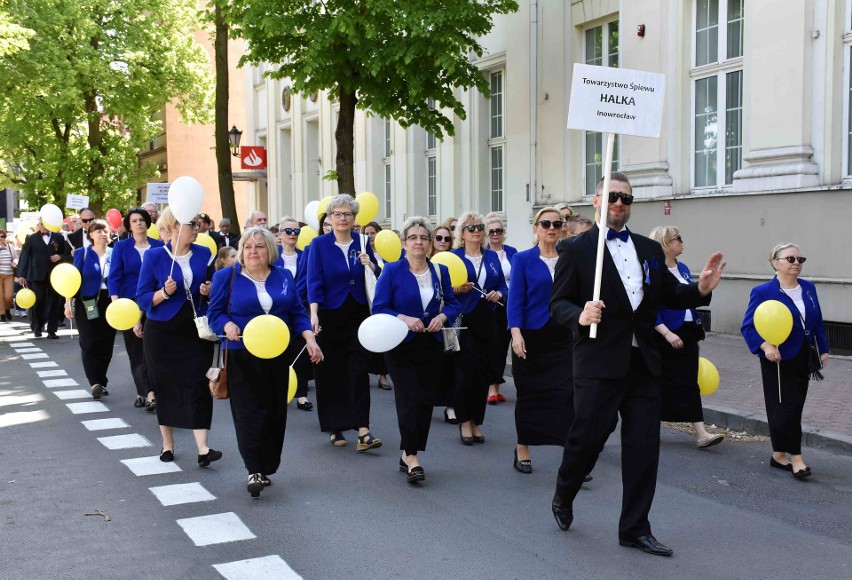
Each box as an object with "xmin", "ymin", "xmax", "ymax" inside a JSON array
[
  {"xmin": 74, "ymin": 290, "xmax": 116, "ymax": 387},
  {"xmin": 555, "ymin": 348, "xmax": 660, "ymax": 538},
  {"xmin": 30, "ymin": 280, "xmax": 62, "ymax": 333},
  {"xmin": 229, "ymin": 348, "xmax": 290, "ymax": 475},
  {"xmin": 489, "ymin": 303, "xmax": 510, "ymax": 385},
  {"xmin": 122, "ymin": 326, "xmax": 154, "ymax": 398},
  {"xmin": 760, "ymin": 345, "xmax": 810, "ymax": 455},
  {"xmin": 454, "ymin": 301, "xmax": 496, "ymax": 425},
  {"xmin": 290, "ymin": 333, "xmax": 312, "ymax": 399},
  {"xmin": 384, "ymin": 335, "xmax": 443, "ymax": 455}
]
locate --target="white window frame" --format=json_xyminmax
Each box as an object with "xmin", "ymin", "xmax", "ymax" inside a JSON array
[
  {"xmin": 690, "ymin": 0, "xmax": 744, "ymax": 190},
  {"xmin": 843, "ymin": 2, "xmax": 852, "ymax": 179},
  {"xmin": 425, "ymin": 98, "xmax": 438, "ymax": 216},
  {"xmin": 488, "ymin": 70, "xmax": 506, "ymax": 212},
  {"xmin": 383, "ymin": 119, "xmax": 392, "ymax": 219}
]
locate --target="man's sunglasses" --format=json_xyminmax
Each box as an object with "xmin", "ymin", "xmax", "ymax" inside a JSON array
[
  {"xmin": 537, "ymin": 220, "xmax": 564, "ymax": 230},
  {"xmin": 282, "ymin": 228, "xmax": 301, "ymax": 235},
  {"xmin": 778, "ymin": 256, "xmax": 807, "ymax": 264},
  {"xmin": 434, "ymin": 235, "xmax": 451, "ymax": 243},
  {"xmin": 605, "ymin": 191, "xmax": 634, "ymax": 205},
  {"xmin": 81, "ymin": 218, "xmax": 94, "ymax": 223},
  {"xmin": 463, "ymin": 224, "xmax": 485, "ymax": 233},
  {"xmin": 488, "ymin": 228, "xmax": 504, "ymax": 236}
]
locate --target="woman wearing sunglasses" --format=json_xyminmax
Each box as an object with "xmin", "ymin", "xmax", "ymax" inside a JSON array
[
  {"xmin": 450, "ymin": 212, "xmax": 507, "ymax": 445},
  {"xmin": 430, "ymin": 224, "xmax": 458, "ymax": 424},
  {"xmin": 742, "ymin": 243, "xmax": 829, "ymax": 481},
  {"xmin": 484, "ymin": 213, "xmax": 517, "ymax": 405},
  {"xmin": 649, "ymin": 226, "xmax": 722, "ymax": 450}
]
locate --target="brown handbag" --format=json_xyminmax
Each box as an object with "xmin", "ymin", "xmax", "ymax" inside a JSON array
[{"xmin": 207, "ymin": 266, "xmax": 236, "ymax": 399}]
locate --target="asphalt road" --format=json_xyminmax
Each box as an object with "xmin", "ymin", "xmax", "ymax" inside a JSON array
[{"xmin": 1, "ymin": 320, "xmax": 850, "ymax": 579}]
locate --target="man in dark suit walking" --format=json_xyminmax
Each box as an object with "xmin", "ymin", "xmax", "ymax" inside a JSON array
[
  {"xmin": 17, "ymin": 219, "xmax": 71, "ymax": 338},
  {"xmin": 67, "ymin": 207, "xmax": 95, "ymax": 254},
  {"xmin": 549, "ymin": 172, "xmax": 725, "ymax": 557},
  {"xmin": 216, "ymin": 218, "xmax": 238, "ymax": 249}
]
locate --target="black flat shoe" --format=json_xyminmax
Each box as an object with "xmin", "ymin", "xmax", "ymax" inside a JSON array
[
  {"xmin": 378, "ymin": 377, "xmax": 392, "ymax": 390},
  {"xmin": 296, "ymin": 400, "xmax": 313, "ymax": 411},
  {"xmin": 458, "ymin": 425, "xmax": 474, "ymax": 446},
  {"xmin": 444, "ymin": 408, "xmax": 459, "ymax": 425},
  {"xmin": 260, "ymin": 474, "xmax": 271, "ymax": 486},
  {"xmin": 583, "ymin": 474, "xmax": 593, "ymax": 483},
  {"xmin": 133, "ymin": 396, "xmax": 146, "ymax": 408},
  {"xmin": 551, "ymin": 494, "xmax": 573, "ymax": 531},
  {"xmin": 792, "ymin": 466, "xmax": 812, "ymax": 480},
  {"xmin": 472, "ymin": 433, "xmax": 485, "ymax": 444},
  {"xmin": 198, "ymin": 449, "xmax": 222, "ymax": 467},
  {"xmin": 770, "ymin": 457, "xmax": 793, "ymax": 472},
  {"xmin": 145, "ymin": 399, "xmax": 157, "ymax": 413},
  {"xmin": 399, "ymin": 458, "xmax": 408, "ymax": 473},
  {"xmin": 407, "ymin": 466, "xmax": 425, "ymax": 484},
  {"xmin": 513, "ymin": 449, "xmax": 532, "ymax": 474},
  {"xmin": 47, "ymin": 332, "xmax": 59, "ymax": 339},
  {"xmin": 160, "ymin": 449, "xmax": 174, "ymax": 462},
  {"xmin": 619, "ymin": 534, "xmax": 673, "ymax": 557},
  {"xmin": 247, "ymin": 473, "xmax": 263, "ymax": 498}
]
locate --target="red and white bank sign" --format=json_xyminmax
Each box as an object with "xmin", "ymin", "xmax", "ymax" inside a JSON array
[{"xmin": 241, "ymin": 146, "xmax": 267, "ymax": 170}]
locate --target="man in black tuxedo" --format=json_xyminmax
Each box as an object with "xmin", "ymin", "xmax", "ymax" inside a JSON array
[
  {"xmin": 67, "ymin": 208, "xmax": 95, "ymax": 253},
  {"xmin": 17, "ymin": 220, "xmax": 71, "ymax": 338},
  {"xmin": 549, "ymin": 172, "xmax": 725, "ymax": 556},
  {"xmin": 216, "ymin": 218, "xmax": 238, "ymax": 249}
]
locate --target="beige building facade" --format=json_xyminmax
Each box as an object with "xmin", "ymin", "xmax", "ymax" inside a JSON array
[{"xmin": 244, "ymin": 0, "xmax": 852, "ymax": 346}]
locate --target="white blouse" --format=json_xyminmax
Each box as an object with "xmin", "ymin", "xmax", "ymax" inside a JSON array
[
  {"xmin": 412, "ymin": 269, "xmax": 434, "ymax": 310},
  {"xmin": 242, "ymin": 272, "xmax": 273, "ymax": 314},
  {"xmin": 281, "ymin": 252, "xmax": 298, "ymax": 277}
]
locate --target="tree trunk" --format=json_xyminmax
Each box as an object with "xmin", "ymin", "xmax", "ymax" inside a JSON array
[
  {"xmin": 336, "ymin": 87, "xmax": 357, "ymax": 195},
  {"xmin": 214, "ymin": 3, "xmax": 239, "ymax": 234}
]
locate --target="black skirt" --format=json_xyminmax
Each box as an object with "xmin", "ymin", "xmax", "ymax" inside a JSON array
[
  {"xmin": 658, "ymin": 321, "xmax": 704, "ymax": 423},
  {"xmin": 512, "ymin": 320, "xmax": 574, "ymax": 446},
  {"xmin": 488, "ymin": 303, "xmax": 510, "ymax": 385},
  {"xmin": 143, "ymin": 302, "xmax": 214, "ymax": 430}
]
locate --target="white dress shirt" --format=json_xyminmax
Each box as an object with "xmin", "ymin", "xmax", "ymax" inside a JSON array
[{"xmin": 606, "ymin": 228, "xmax": 643, "ymax": 347}]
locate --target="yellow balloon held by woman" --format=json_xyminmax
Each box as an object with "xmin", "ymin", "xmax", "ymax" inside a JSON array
[
  {"xmin": 697, "ymin": 357, "xmax": 720, "ymax": 395},
  {"xmin": 15, "ymin": 288, "xmax": 36, "ymax": 309},
  {"xmin": 753, "ymin": 299, "xmax": 794, "ymax": 346},
  {"xmin": 288, "ymin": 366, "xmax": 297, "ymax": 403},
  {"xmin": 105, "ymin": 298, "xmax": 142, "ymax": 331},
  {"xmin": 50, "ymin": 263, "xmax": 82, "ymax": 298},
  {"xmin": 317, "ymin": 195, "xmax": 334, "ymax": 220},
  {"xmin": 147, "ymin": 223, "xmax": 160, "ymax": 240},
  {"xmin": 297, "ymin": 226, "xmax": 318, "ymax": 250},
  {"xmin": 430, "ymin": 252, "xmax": 468, "ymax": 287},
  {"xmin": 194, "ymin": 232, "xmax": 218, "ymax": 256},
  {"xmin": 243, "ymin": 314, "xmax": 290, "ymax": 359},
  {"xmin": 355, "ymin": 191, "xmax": 379, "ymax": 226},
  {"xmin": 374, "ymin": 230, "xmax": 401, "ymax": 262}
]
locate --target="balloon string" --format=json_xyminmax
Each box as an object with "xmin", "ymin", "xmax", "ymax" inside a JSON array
[
  {"xmin": 473, "ymin": 287, "xmax": 504, "ymax": 307},
  {"xmin": 291, "ymin": 343, "xmax": 308, "ymax": 366},
  {"xmin": 777, "ymin": 360, "xmax": 781, "ymax": 404},
  {"xmin": 168, "ymin": 225, "xmax": 183, "ymax": 280}
]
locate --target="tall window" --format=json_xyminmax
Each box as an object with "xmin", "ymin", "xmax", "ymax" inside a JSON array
[
  {"xmin": 692, "ymin": 0, "xmax": 743, "ymax": 188},
  {"xmin": 584, "ymin": 20, "xmax": 620, "ymax": 197},
  {"xmin": 489, "ymin": 71, "xmax": 505, "ymax": 212},
  {"xmin": 383, "ymin": 119, "xmax": 392, "ymax": 218},
  {"xmin": 426, "ymin": 98, "xmax": 438, "ymax": 216}
]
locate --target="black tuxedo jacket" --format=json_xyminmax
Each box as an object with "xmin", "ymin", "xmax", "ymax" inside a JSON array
[
  {"xmin": 17, "ymin": 231, "xmax": 71, "ymax": 282},
  {"xmin": 67, "ymin": 228, "xmax": 86, "ymax": 250},
  {"xmin": 550, "ymin": 225, "xmax": 710, "ymax": 380},
  {"xmin": 215, "ymin": 231, "xmax": 238, "ymax": 249}
]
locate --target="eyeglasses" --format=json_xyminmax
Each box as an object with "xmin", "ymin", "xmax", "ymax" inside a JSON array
[
  {"xmin": 463, "ymin": 224, "xmax": 485, "ymax": 233},
  {"xmin": 331, "ymin": 211, "xmax": 354, "ymax": 219},
  {"xmin": 488, "ymin": 228, "xmax": 504, "ymax": 236},
  {"xmin": 187, "ymin": 221, "xmax": 201, "ymax": 229},
  {"xmin": 537, "ymin": 220, "xmax": 564, "ymax": 230},
  {"xmin": 282, "ymin": 228, "xmax": 301, "ymax": 235},
  {"xmin": 405, "ymin": 235, "xmax": 430, "ymax": 242},
  {"xmin": 606, "ymin": 191, "xmax": 634, "ymax": 205},
  {"xmin": 434, "ymin": 235, "xmax": 451, "ymax": 242},
  {"xmin": 672, "ymin": 235, "xmax": 683, "ymax": 242},
  {"xmin": 81, "ymin": 218, "xmax": 94, "ymax": 223},
  {"xmin": 777, "ymin": 256, "xmax": 807, "ymax": 264},
  {"xmin": 449, "ymin": 225, "xmax": 456, "ymax": 231},
  {"xmin": 0, "ymin": 235, "xmax": 6, "ymax": 238}
]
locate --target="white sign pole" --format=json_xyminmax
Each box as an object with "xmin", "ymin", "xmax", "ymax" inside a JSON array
[{"xmin": 589, "ymin": 132, "xmax": 615, "ymax": 339}]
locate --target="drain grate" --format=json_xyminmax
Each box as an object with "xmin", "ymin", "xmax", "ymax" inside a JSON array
[{"xmin": 824, "ymin": 321, "xmax": 852, "ymax": 356}]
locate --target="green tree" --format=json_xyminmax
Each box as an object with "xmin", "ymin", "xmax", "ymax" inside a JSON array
[
  {"xmin": 226, "ymin": 0, "xmax": 518, "ymax": 196},
  {"xmin": 0, "ymin": 0, "xmax": 213, "ymax": 214}
]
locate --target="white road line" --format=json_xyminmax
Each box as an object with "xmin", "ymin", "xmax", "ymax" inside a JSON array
[
  {"xmin": 97, "ymin": 433, "xmax": 151, "ymax": 450},
  {"xmin": 43, "ymin": 378, "xmax": 79, "ymax": 388},
  {"xmin": 149, "ymin": 482, "xmax": 216, "ymax": 506},
  {"xmin": 21, "ymin": 353, "xmax": 49, "ymax": 360},
  {"xmin": 121, "ymin": 456, "xmax": 182, "ymax": 476},
  {"xmin": 37, "ymin": 370, "xmax": 68, "ymax": 378},
  {"xmin": 29, "ymin": 361, "xmax": 58, "ymax": 368},
  {"xmin": 52, "ymin": 390, "xmax": 93, "ymax": 401},
  {"xmin": 12, "ymin": 342, "xmax": 35, "ymax": 347},
  {"xmin": 81, "ymin": 418, "xmax": 130, "ymax": 431},
  {"xmin": 65, "ymin": 401, "xmax": 109, "ymax": 414},
  {"xmin": 13, "ymin": 348, "xmax": 42, "ymax": 354},
  {"xmin": 176, "ymin": 512, "xmax": 256, "ymax": 547},
  {"xmin": 213, "ymin": 556, "xmax": 302, "ymax": 579}
]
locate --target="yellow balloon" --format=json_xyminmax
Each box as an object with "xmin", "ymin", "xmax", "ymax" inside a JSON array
[
  {"xmin": 355, "ymin": 191, "xmax": 379, "ymax": 226},
  {"xmin": 288, "ymin": 366, "xmax": 297, "ymax": 403},
  {"xmin": 296, "ymin": 226, "xmax": 318, "ymax": 250},
  {"xmin": 15, "ymin": 288, "xmax": 36, "ymax": 309},
  {"xmin": 43, "ymin": 222, "xmax": 61, "ymax": 233},
  {"xmin": 50, "ymin": 263, "xmax": 82, "ymax": 298},
  {"xmin": 697, "ymin": 357, "xmax": 720, "ymax": 396},
  {"xmin": 243, "ymin": 314, "xmax": 290, "ymax": 359},
  {"xmin": 754, "ymin": 299, "xmax": 794, "ymax": 346},
  {"xmin": 147, "ymin": 223, "xmax": 160, "ymax": 240},
  {"xmin": 194, "ymin": 232, "xmax": 218, "ymax": 256},
  {"xmin": 430, "ymin": 252, "xmax": 468, "ymax": 287},
  {"xmin": 374, "ymin": 230, "xmax": 401, "ymax": 262},
  {"xmin": 317, "ymin": 195, "xmax": 334, "ymax": 220},
  {"xmin": 16, "ymin": 227, "xmax": 32, "ymax": 245},
  {"xmin": 105, "ymin": 298, "xmax": 142, "ymax": 331}
]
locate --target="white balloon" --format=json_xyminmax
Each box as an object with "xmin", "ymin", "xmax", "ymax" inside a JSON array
[
  {"xmin": 40, "ymin": 203, "xmax": 63, "ymax": 227},
  {"xmin": 168, "ymin": 176, "xmax": 204, "ymax": 224},
  {"xmin": 358, "ymin": 314, "xmax": 410, "ymax": 353},
  {"xmin": 304, "ymin": 201, "xmax": 320, "ymax": 232}
]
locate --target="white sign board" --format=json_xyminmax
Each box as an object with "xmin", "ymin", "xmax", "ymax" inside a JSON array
[
  {"xmin": 567, "ymin": 64, "xmax": 665, "ymax": 138},
  {"xmin": 146, "ymin": 182, "xmax": 171, "ymax": 204},
  {"xmin": 66, "ymin": 194, "xmax": 89, "ymax": 210}
]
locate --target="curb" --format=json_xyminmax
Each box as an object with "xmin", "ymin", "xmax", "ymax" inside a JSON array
[{"xmin": 703, "ymin": 404, "xmax": 852, "ymax": 456}]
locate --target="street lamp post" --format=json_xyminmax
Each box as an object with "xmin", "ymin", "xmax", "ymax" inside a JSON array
[{"xmin": 228, "ymin": 125, "xmax": 242, "ymax": 158}]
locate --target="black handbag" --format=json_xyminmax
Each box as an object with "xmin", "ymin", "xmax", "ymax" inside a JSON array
[{"xmin": 795, "ymin": 311, "xmax": 824, "ymax": 382}]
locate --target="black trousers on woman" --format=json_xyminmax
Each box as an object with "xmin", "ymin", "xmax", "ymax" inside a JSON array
[
  {"xmin": 314, "ymin": 295, "xmax": 371, "ymax": 433},
  {"xmin": 290, "ymin": 333, "xmax": 312, "ymax": 399},
  {"xmin": 74, "ymin": 290, "xmax": 116, "ymax": 387},
  {"xmin": 384, "ymin": 334, "xmax": 444, "ymax": 455},
  {"xmin": 488, "ymin": 303, "xmax": 510, "ymax": 385},
  {"xmin": 228, "ymin": 347, "xmax": 291, "ymax": 475},
  {"xmin": 454, "ymin": 300, "xmax": 496, "ymax": 426},
  {"xmin": 122, "ymin": 321, "xmax": 154, "ymax": 398},
  {"xmin": 657, "ymin": 321, "xmax": 704, "ymax": 423},
  {"xmin": 759, "ymin": 344, "xmax": 810, "ymax": 455}
]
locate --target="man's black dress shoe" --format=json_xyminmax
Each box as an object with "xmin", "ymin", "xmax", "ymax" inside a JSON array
[
  {"xmin": 551, "ymin": 494, "xmax": 573, "ymax": 531},
  {"xmin": 47, "ymin": 332, "xmax": 58, "ymax": 339},
  {"xmin": 770, "ymin": 457, "xmax": 793, "ymax": 472},
  {"xmin": 34, "ymin": 330, "xmax": 42, "ymax": 337},
  {"xmin": 296, "ymin": 400, "xmax": 313, "ymax": 411},
  {"xmin": 618, "ymin": 534, "xmax": 673, "ymax": 556}
]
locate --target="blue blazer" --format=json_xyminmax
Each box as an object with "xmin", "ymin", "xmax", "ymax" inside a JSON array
[
  {"xmin": 73, "ymin": 246, "xmax": 111, "ymax": 298},
  {"xmin": 373, "ymin": 259, "xmax": 461, "ymax": 344},
  {"xmin": 108, "ymin": 237, "xmax": 164, "ymax": 299},
  {"xmin": 507, "ymin": 246, "xmax": 554, "ymax": 330},
  {"xmin": 275, "ymin": 246, "xmax": 303, "ymax": 272},
  {"xmin": 450, "ymin": 247, "xmax": 508, "ymax": 315},
  {"xmin": 656, "ymin": 261, "xmax": 701, "ymax": 330},
  {"xmin": 296, "ymin": 245, "xmax": 310, "ymax": 303},
  {"xmin": 207, "ymin": 263, "xmax": 312, "ymax": 351},
  {"xmin": 136, "ymin": 243, "xmax": 214, "ymax": 321},
  {"xmin": 307, "ymin": 232, "xmax": 380, "ymax": 309},
  {"xmin": 741, "ymin": 277, "xmax": 829, "ymax": 360}
]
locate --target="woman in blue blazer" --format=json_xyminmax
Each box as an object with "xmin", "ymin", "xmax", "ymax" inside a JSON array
[
  {"xmin": 485, "ymin": 212, "xmax": 517, "ymax": 404},
  {"xmin": 650, "ymin": 226, "xmax": 722, "ymax": 450},
  {"xmin": 63, "ymin": 220, "xmax": 116, "ymax": 400},
  {"xmin": 450, "ymin": 211, "xmax": 508, "ymax": 445},
  {"xmin": 507, "ymin": 208, "xmax": 575, "ymax": 474},
  {"xmin": 742, "ymin": 243, "xmax": 829, "ymax": 480},
  {"xmin": 373, "ymin": 217, "xmax": 460, "ymax": 483},
  {"xmin": 108, "ymin": 207, "xmax": 163, "ymax": 410},
  {"xmin": 136, "ymin": 206, "xmax": 221, "ymax": 468},
  {"xmin": 307, "ymin": 195, "xmax": 383, "ymax": 450},
  {"xmin": 208, "ymin": 227, "xmax": 322, "ymax": 497}
]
